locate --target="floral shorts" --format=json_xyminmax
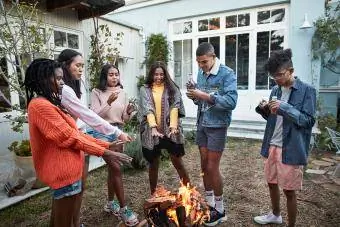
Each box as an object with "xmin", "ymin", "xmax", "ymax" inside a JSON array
[{"xmin": 264, "ymin": 146, "xmax": 303, "ymax": 191}]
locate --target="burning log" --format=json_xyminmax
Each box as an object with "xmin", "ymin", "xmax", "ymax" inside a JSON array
[{"xmin": 143, "ymin": 184, "xmax": 210, "ymax": 227}]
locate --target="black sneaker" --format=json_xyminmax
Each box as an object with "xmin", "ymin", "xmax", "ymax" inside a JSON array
[{"xmin": 204, "ymin": 207, "xmax": 227, "ymax": 226}]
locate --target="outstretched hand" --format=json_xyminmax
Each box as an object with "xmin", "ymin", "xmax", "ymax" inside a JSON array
[
  {"xmin": 151, "ymin": 127, "xmax": 164, "ymax": 138},
  {"xmin": 168, "ymin": 127, "xmax": 179, "ymax": 137},
  {"xmin": 118, "ymin": 132, "xmax": 134, "ymax": 142},
  {"xmin": 102, "ymin": 150, "xmax": 132, "ymax": 166}
]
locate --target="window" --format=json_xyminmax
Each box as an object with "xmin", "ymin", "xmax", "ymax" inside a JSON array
[
  {"xmin": 198, "ymin": 17, "xmax": 220, "ymax": 31},
  {"xmin": 257, "ymin": 8, "xmax": 285, "ymax": 24},
  {"xmin": 226, "ymin": 13, "xmax": 250, "ymax": 28},
  {"xmin": 225, "ymin": 34, "xmax": 249, "ymax": 90},
  {"xmin": 173, "ymin": 21, "xmax": 192, "ymax": 34},
  {"xmin": 199, "ymin": 36, "xmax": 220, "ymax": 58},
  {"xmin": 256, "ymin": 30, "xmax": 284, "ymax": 89},
  {"xmin": 173, "ymin": 39, "xmax": 192, "ymax": 89},
  {"xmin": 54, "ymin": 30, "xmax": 79, "ymax": 49},
  {"xmin": 0, "ymin": 56, "xmax": 11, "ymax": 113}
]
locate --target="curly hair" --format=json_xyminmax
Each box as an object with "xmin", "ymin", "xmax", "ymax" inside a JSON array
[
  {"xmin": 24, "ymin": 58, "xmax": 62, "ymax": 107},
  {"xmin": 264, "ymin": 48, "xmax": 293, "ymax": 75}
]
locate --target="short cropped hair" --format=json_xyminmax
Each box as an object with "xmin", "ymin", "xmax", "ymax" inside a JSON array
[
  {"xmin": 264, "ymin": 48, "xmax": 293, "ymax": 75},
  {"xmin": 196, "ymin": 42, "xmax": 215, "ymax": 57}
]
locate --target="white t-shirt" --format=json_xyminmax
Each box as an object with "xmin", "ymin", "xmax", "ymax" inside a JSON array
[
  {"xmin": 270, "ymin": 86, "xmax": 292, "ymax": 147},
  {"xmin": 61, "ymin": 85, "xmax": 122, "ymax": 136}
]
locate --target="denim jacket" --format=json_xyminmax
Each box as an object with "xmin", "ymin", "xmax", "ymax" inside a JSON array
[
  {"xmin": 194, "ymin": 62, "xmax": 238, "ymax": 128},
  {"xmin": 255, "ymin": 78, "xmax": 316, "ymax": 165}
]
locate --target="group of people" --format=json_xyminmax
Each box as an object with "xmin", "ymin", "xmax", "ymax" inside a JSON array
[{"xmin": 24, "ymin": 41, "xmax": 316, "ymax": 227}]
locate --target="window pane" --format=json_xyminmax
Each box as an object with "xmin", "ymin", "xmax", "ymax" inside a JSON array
[
  {"xmin": 183, "ymin": 21, "xmax": 192, "ymax": 33},
  {"xmin": 237, "ymin": 34, "xmax": 249, "ymax": 90},
  {"xmin": 225, "ymin": 35, "xmax": 236, "ymax": 71},
  {"xmin": 54, "ymin": 31, "xmax": 66, "ymax": 47},
  {"xmin": 238, "ymin": 13, "xmax": 250, "ymax": 27},
  {"xmin": 256, "ymin": 31, "xmax": 270, "ymax": 89},
  {"xmin": 0, "ymin": 57, "xmax": 11, "ymax": 112},
  {"xmin": 257, "ymin": 10, "xmax": 270, "ymax": 24},
  {"xmin": 225, "ymin": 15, "xmax": 237, "ymax": 28},
  {"xmin": 67, "ymin": 33, "xmax": 79, "ymax": 49},
  {"xmin": 198, "ymin": 37, "xmax": 208, "ymax": 44},
  {"xmin": 174, "ymin": 41, "xmax": 182, "ymax": 87},
  {"xmin": 182, "ymin": 39, "xmax": 192, "ymax": 87},
  {"xmin": 173, "ymin": 23, "xmax": 182, "ymax": 34},
  {"xmin": 271, "ymin": 8, "xmax": 285, "ymax": 23},
  {"xmin": 271, "ymin": 30, "xmax": 284, "ymax": 51},
  {"xmin": 198, "ymin": 19, "xmax": 208, "ymax": 31},
  {"xmin": 210, "ymin": 36, "xmax": 220, "ymax": 59},
  {"xmin": 209, "ymin": 18, "xmax": 220, "ymax": 30}
]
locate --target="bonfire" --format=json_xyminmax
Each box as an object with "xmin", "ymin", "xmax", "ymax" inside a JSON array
[{"xmin": 144, "ymin": 183, "xmax": 210, "ymax": 227}]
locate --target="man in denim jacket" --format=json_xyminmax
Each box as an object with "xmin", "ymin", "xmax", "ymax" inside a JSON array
[
  {"xmin": 186, "ymin": 42, "xmax": 237, "ymax": 226},
  {"xmin": 254, "ymin": 49, "xmax": 316, "ymax": 227}
]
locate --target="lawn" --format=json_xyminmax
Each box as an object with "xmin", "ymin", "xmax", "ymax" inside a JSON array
[{"xmin": 0, "ymin": 138, "xmax": 339, "ymax": 226}]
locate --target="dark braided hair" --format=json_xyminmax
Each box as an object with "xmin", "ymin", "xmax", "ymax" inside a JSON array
[
  {"xmin": 97, "ymin": 64, "xmax": 123, "ymax": 91},
  {"xmin": 264, "ymin": 48, "xmax": 293, "ymax": 75},
  {"xmin": 145, "ymin": 61, "xmax": 180, "ymax": 102},
  {"xmin": 57, "ymin": 49, "xmax": 82, "ymax": 98},
  {"xmin": 24, "ymin": 58, "xmax": 62, "ymax": 107}
]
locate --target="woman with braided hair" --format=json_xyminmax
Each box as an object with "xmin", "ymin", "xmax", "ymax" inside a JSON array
[{"xmin": 24, "ymin": 59, "xmax": 132, "ymax": 227}]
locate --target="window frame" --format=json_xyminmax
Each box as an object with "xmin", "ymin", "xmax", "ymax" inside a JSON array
[{"xmin": 168, "ymin": 3, "xmax": 289, "ymax": 91}]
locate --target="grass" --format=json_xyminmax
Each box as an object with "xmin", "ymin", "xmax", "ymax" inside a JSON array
[{"xmin": 0, "ymin": 138, "xmax": 339, "ymax": 226}]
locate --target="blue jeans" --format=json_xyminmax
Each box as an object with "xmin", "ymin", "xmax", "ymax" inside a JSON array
[{"xmin": 53, "ymin": 180, "xmax": 82, "ymax": 200}]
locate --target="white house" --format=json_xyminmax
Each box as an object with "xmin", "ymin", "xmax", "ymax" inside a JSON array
[
  {"xmin": 0, "ymin": 0, "xmax": 144, "ymax": 209},
  {"xmin": 107, "ymin": 0, "xmax": 326, "ymax": 138}
]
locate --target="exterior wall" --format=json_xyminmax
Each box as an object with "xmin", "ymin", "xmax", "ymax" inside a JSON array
[
  {"xmin": 108, "ymin": 0, "xmax": 325, "ymax": 120},
  {"xmin": 0, "ymin": 9, "xmax": 142, "ymax": 189},
  {"xmin": 109, "ymin": 0, "xmax": 289, "ymax": 35}
]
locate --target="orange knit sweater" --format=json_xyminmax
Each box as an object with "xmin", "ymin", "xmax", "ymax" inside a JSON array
[{"xmin": 28, "ymin": 98, "xmax": 109, "ymax": 189}]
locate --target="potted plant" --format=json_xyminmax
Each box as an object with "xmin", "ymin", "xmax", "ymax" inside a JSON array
[{"xmin": 8, "ymin": 140, "xmax": 35, "ymax": 179}]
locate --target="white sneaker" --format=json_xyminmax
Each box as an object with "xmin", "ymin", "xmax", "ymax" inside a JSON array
[
  {"xmin": 254, "ymin": 212, "xmax": 282, "ymax": 225},
  {"xmin": 119, "ymin": 206, "xmax": 139, "ymax": 226},
  {"xmin": 104, "ymin": 200, "xmax": 120, "ymax": 216}
]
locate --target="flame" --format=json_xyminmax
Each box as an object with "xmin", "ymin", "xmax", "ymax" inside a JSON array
[{"xmin": 151, "ymin": 182, "xmax": 209, "ymax": 226}]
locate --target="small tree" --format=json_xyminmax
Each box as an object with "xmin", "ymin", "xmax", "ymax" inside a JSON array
[
  {"xmin": 0, "ymin": 0, "xmax": 53, "ymax": 132},
  {"xmin": 312, "ymin": 2, "xmax": 340, "ymax": 74},
  {"xmin": 145, "ymin": 33, "xmax": 170, "ymax": 72},
  {"xmin": 87, "ymin": 18, "xmax": 124, "ymax": 90}
]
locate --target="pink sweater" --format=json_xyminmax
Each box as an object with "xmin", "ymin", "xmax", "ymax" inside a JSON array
[{"xmin": 91, "ymin": 87, "xmax": 131, "ymax": 125}]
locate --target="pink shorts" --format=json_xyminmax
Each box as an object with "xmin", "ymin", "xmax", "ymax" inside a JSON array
[{"xmin": 264, "ymin": 145, "xmax": 303, "ymax": 190}]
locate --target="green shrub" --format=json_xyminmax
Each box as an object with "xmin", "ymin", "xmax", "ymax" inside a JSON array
[
  {"xmin": 184, "ymin": 130, "xmax": 196, "ymax": 145},
  {"xmin": 315, "ymin": 113, "xmax": 340, "ymax": 151},
  {"xmin": 8, "ymin": 140, "xmax": 31, "ymax": 156},
  {"xmin": 123, "ymin": 132, "xmax": 147, "ymax": 170}
]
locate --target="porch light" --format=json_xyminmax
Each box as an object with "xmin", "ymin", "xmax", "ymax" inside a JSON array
[{"xmin": 300, "ymin": 13, "xmax": 312, "ymax": 29}]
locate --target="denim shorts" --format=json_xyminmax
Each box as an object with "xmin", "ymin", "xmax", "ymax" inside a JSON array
[
  {"xmin": 53, "ymin": 180, "xmax": 82, "ymax": 200},
  {"xmin": 196, "ymin": 116, "xmax": 227, "ymax": 152},
  {"xmin": 86, "ymin": 124, "xmax": 122, "ymax": 142}
]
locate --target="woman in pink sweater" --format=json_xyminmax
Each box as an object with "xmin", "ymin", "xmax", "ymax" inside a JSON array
[
  {"xmin": 90, "ymin": 64, "xmax": 137, "ymax": 224},
  {"xmin": 24, "ymin": 59, "xmax": 132, "ymax": 227}
]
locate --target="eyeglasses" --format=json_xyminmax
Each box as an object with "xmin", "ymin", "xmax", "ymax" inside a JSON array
[{"xmin": 268, "ymin": 69, "xmax": 289, "ymax": 80}]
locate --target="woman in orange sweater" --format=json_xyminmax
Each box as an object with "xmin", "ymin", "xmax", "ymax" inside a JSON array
[{"xmin": 24, "ymin": 59, "xmax": 132, "ymax": 227}]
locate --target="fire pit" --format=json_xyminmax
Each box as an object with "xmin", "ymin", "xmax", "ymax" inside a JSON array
[{"xmin": 143, "ymin": 183, "xmax": 210, "ymax": 227}]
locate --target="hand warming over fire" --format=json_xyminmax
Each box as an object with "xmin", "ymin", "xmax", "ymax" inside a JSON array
[{"xmin": 151, "ymin": 127, "xmax": 164, "ymax": 138}]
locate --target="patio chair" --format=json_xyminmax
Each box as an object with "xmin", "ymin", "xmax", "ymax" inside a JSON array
[{"xmin": 326, "ymin": 127, "xmax": 340, "ymax": 155}]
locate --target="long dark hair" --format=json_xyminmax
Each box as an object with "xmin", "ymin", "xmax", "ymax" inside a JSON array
[
  {"xmin": 24, "ymin": 58, "xmax": 62, "ymax": 107},
  {"xmin": 57, "ymin": 49, "xmax": 82, "ymax": 98},
  {"xmin": 97, "ymin": 64, "xmax": 123, "ymax": 91},
  {"xmin": 145, "ymin": 61, "xmax": 179, "ymax": 99}
]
